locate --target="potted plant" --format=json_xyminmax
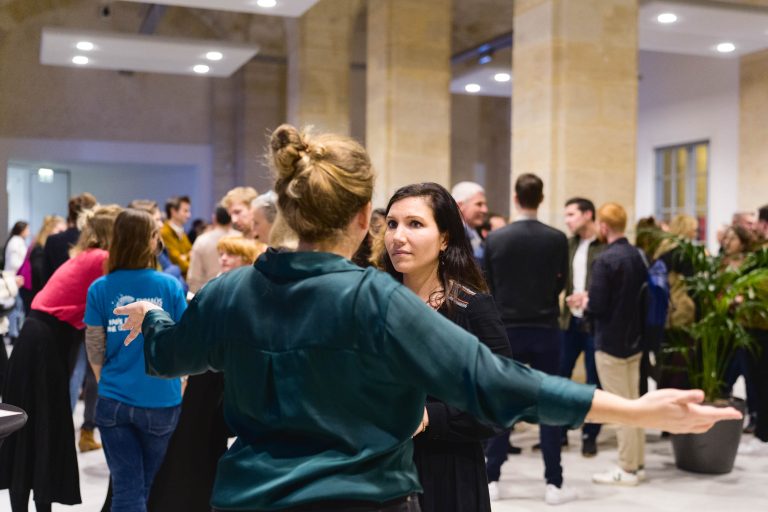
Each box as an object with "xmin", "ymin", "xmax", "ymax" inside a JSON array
[{"xmin": 667, "ymin": 240, "xmax": 768, "ymax": 474}]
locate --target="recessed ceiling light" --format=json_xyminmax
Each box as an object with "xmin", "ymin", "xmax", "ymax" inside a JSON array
[
  {"xmin": 76, "ymin": 41, "xmax": 94, "ymax": 51},
  {"xmin": 255, "ymin": 0, "xmax": 277, "ymax": 7},
  {"xmin": 465, "ymin": 83, "xmax": 481, "ymax": 93},
  {"xmin": 72, "ymin": 55, "xmax": 89, "ymax": 65},
  {"xmin": 494, "ymin": 73, "xmax": 511, "ymax": 83},
  {"xmin": 716, "ymin": 42, "xmax": 736, "ymax": 53},
  {"xmin": 657, "ymin": 13, "xmax": 678, "ymax": 24},
  {"xmin": 38, "ymin": 168, "xmax": 54, "ymax": 183},
  {"xmin": 193, "ymin": 64, "xmax": 210, "ymax": 74},
  {"xmin": 206, "ymin": 51, "xmax": 223, "ymax": 61}
]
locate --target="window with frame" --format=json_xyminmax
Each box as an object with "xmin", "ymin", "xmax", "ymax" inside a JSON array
[{"xmin": 655, "ymin": 141, "xmax": 708, "ymax": 241}]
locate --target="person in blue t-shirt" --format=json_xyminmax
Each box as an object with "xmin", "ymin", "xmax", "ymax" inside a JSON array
[{"xmin": 84, "ymin": 208, "xmax": 187, "ymax": 512}]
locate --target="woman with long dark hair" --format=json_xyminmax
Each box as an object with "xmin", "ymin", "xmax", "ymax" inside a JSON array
[
  {"xmin": 115, "ymin": 124, "xmax": 740, "ymax": 512},
  {"xmin": 84, "ymin": 209, "xmax": 187, "ymax": 512},
  {"xmin": 380, "ymin": 182, "xmax": 510, "ymax": 512}
]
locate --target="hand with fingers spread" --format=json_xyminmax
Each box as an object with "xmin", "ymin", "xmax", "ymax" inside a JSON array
[
  {"xmin": 113, "ymin": 300, "xmax": 162, "ymax": 346},
  {"xmin": 634, "ymin": 389, "xmax": 742, "ymax": 434},
  {"xmin": 587, "ymin": 388, "xmax": 742, "ymax": 434}
]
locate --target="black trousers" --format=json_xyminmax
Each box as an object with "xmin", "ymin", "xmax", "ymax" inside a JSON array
[
  {"xmin": 747, "ymin": 329, "xmax": 768, "ymax": 442},
  {"xmin": 213, "ymin": 494, "xmax": 421, "ymax": 512}
]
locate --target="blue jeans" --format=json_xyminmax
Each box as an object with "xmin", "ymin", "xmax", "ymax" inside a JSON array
[
  {"xmin": 485, "ymin": 326, "xmax": 563, "ymax": 486},
  {"xmin": 559, "ymin": 317, "xmax": 602, "ymax": 441},
  {"xmin": 95, "ymin": 397, "xmax": 180, "ymax": 512}
]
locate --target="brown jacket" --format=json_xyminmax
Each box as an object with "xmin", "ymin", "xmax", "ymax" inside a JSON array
[{"xmin": 160, "ymin": 221, "xmax": 192, "ymax": 275}]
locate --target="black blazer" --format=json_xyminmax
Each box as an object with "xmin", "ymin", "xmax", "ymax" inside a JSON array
[
  {"xmin": 413, "ymin": 285, "xmax": 512, "ymax": 512},
  {"xmin": 484, "ymin": 219, "xmax": 568, "ymax": 328},
  {"xmin": 587, "ymin": 238, "xmax": 648, "ymax": 358},
  {"xmin": 43, "ymin": 227, "xmax": 79, "ymax": 284}
]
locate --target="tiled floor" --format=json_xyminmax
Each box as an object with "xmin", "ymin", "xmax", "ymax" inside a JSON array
[{"xmin": 1, "ymin": 378, "xmax": 766, "ymax": 511}]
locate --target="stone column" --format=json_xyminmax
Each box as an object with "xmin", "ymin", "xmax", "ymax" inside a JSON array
[
  {"xmin": 512, "ymin": 0, "xmax": 638, "ymax": 228},
  {"xmin": 210, "ymin": 76, "xmax": 239, "ymax": 204},
  {"xmin": 739, "ymin": 49, "xmax": 768, "ymax": 213},
  {"xmin": 285, "ymin": 0, "xmax": 361, "ymax": 134},
  {"xmin": 366, "ymin": 0, "xmax": 452, "ymax": 207},
  {"xmin": 238, "ymin": 60, "xmax": 287, "ymax": 194}
]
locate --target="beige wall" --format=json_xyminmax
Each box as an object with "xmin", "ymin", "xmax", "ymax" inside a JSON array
[{"xmin": 0, "ymin": 3, "xmax": 211, "ymax": 144}]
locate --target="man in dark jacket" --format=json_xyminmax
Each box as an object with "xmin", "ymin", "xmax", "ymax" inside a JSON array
[
  {"xmin": 559, "ymin": 197, "xmax": 605, "ymax": 457},
  {"xmin": 587, "ymin": 202, "xmax": 648, "ymax": 486},
  {"xmin": 483, "ymin": 174, "xmax": 574, "ymax": 505},
  {"xmin": 43, "ymin": 192, "xmax": 97, "ymax": 283}
]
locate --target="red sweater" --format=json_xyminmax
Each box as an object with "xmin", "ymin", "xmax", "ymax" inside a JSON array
[{"xmin": 32, "ymin": 248, "xmax": 108, "ymax": 330}]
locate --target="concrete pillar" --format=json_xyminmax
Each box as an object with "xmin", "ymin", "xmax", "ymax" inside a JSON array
[
  {"xmin": 512, "ymin": 0, "xmax": 638, "ymax": 228},
  {"xmin": 286, "ymin": 0, "xmax": 361, "ymax": 134},
  {"xmin": 366, "ymin": 0, "xmax": 452, "ymax": 207},
  {"xmin": 451, "ymin": 94, "xmax": 511, "ymax": 216},
  {"xmin": 739, "ymin": 49, "xmax": 768, "ymax": 212},
  {"xmin": 210, "ymin": 77, "xmax": 239, "ymax": 204},
  {"xmin": 238, "ymin": 60, "xmax": 287, "ymax": 194}
]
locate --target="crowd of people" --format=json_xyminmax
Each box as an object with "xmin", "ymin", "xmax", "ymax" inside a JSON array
[{"xmin": 0, "ymin": 123, "xmax": 752, "ymax": 512}]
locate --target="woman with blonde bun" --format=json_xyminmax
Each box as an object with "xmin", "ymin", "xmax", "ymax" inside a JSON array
[{"xmin": 116, "ymin": 125, "xmax": 740, "ymax": 512}]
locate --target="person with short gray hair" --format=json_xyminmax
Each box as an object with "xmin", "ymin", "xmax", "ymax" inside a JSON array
[
  {"xmin": 250, "ymin": 191, "xmax": 278, "ymax": 243},
  {"xmin": 451, "ymin": 182, "xmax": 488, "ymax": 265}
]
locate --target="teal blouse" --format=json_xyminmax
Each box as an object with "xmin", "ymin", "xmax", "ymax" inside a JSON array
[{"xmin": 142, "ymin": 251, "xmax": 595, "ymax": 511}]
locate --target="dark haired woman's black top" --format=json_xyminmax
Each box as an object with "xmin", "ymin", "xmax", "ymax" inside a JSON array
[{"xmin": 413, "ymin": 285, "xmax": 512, "ymax": 512}]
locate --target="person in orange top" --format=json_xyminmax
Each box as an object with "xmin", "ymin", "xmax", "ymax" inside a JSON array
[{"xmin": 160, "ymin": 196, "xmax": 192, "ymax": 277}]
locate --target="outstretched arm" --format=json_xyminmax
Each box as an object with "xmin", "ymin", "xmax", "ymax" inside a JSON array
[{"xmin": 586, "ymin": 388, "xmax": 740, "ymax": 434}]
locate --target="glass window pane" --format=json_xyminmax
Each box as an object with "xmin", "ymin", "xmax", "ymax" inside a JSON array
[
  {"xmin": 663, "ymin": 151, "xmax": 673, "ymax": 180},
  {"xmin": 676, "ymin": 148, "xmax": 687, "ymax": 209},
  {"xmin": 695, "ymin": 144, "xmax": 708, "ymax": 175}
]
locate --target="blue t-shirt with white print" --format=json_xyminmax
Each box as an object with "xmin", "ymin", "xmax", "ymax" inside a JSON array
[{"xmin": 85, "ymin": 268, "xmax": 187, "ymax": 408}]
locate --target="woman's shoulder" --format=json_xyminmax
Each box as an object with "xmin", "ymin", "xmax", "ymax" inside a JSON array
[{"xmin": 446, "ymin": 283, "xmax": 494, "ymax": 312}]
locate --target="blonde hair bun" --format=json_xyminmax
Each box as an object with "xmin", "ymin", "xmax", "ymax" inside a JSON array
[{"xmin": 268, "ymin": 124, "xmax": 374, "ymax": 243}]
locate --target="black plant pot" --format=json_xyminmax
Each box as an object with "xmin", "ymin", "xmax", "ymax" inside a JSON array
[{"xmin": 671, "ymin": 398, "xmax": 745, "ymax": 474}]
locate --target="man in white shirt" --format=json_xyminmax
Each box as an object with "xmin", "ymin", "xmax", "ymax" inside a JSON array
[
  {"xmin": 560, "ymin": 197, "xmax": 605, "ymax": 457},
  {"xmin": 186, "ymin": 206, "xmax": 237, "ymax": 293}
]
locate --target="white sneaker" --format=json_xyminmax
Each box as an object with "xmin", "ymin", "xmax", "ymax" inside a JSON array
[
  {"xmin": 636, "ymin": 468, "xmax": 647, "ymax": 482},
  {"xmin": 545, "ymin": 484, "xmax": 577, "ymax": 505},
  {"xmin": 592, "ymin": 466, "xmax": 640, "ymax": 486},
  {"xmin": 488, "ymin": 481, "xmax": 500, "ymax": 501},
  {"xmin": 738, "ymin": 436, "xmax": 768, "ymax": 455}
]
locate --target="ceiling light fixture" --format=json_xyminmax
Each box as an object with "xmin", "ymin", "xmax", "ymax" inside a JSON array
[
  {"xmin": 465, "ymin": 83, "xmax": 481, "ymax": 93},
  {"xmin": 494, "ymin": 72, "xmax": 511, "ymax": 82},
  {"xmin": 72, "ymin": 55, "xmax": 89, "ymax": 65},
  {"xmin": 76, "ymin": 41, "xmax": 94, "ymax": 51},
  {"xmin": 38, "ymin": 168, "xmax": 54, "ymax": 183},
  {"xmin": 256, "ymin": 0, "xmax": 277, "ymax": 8},
  {"xmin": 657, "ymin": 13, "xmax": 678, "ymax": 24},
  {"xmin": 478, "ymin": 53, "xmax": 493, "ymax": 65},
  {"xmin": 206, "ymin": 51, "xmax": 223, "ymax": 61},
  {"xmin": 716, "ymin": 42, "xmax": 736, "ymax": 53},
  {"xmin": 193, "ymin": 64, "xmax": 211, "ymax": 74}
]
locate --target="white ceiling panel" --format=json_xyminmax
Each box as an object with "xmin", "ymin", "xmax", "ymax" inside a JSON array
[
  {"xmin": 640, "ymin": 1, "xmax": 768, "ymax": 57},
  {"xmin": 41, "ymin": 27, "xmax": 259, "ymax": 77},
  {"xmin": 120, "ymin": 0, "xmax": 319, "ymax": 17}
]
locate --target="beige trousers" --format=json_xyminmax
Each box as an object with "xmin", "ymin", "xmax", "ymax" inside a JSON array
[{"xmin": 595, "ymin": 351, "xmax": 645, "ymax": 472}]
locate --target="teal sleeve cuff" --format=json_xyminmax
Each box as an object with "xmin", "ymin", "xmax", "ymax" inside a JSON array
[
  {"xmin": 537, "ymin": 375, "xmax": 596, "ymax": 429},
  {"xmin": 142, "ymin": 308, "xmax": 174, "ymax": 337}
]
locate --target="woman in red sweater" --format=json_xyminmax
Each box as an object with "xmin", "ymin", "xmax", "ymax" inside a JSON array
[{"xmin": 0, "ymin": 204, "xmax": 122, "ymax": 512}]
